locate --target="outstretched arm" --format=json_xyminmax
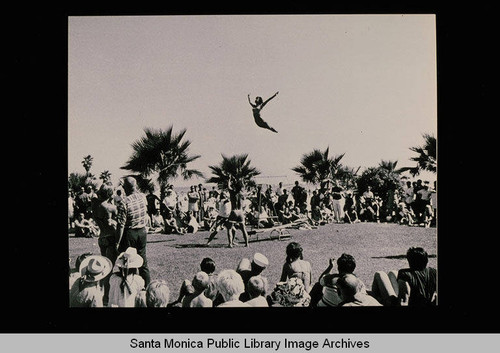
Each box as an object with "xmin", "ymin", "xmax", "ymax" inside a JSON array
[
  {"xmin": 247, "ymin": 94, "xmax": 256, "ymax": 107},
  {"xmin": 260, "ymin": 91, "xmax": 279, "ymax": 108}
]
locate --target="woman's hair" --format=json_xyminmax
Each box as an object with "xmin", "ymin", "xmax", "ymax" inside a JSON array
[
  {"xmin": 216, "ymin": 269, "xmax": 245, "ymax": 302},
  {"xmin": 255, "ymin": 96, "xmax": 263, "ymax": 105},
  {"xmin": 200, "ymin": 257, "xmax": 216, "ymax": 275},
  {"xmin": 337, "ymin": 253, "xmax": 356, "ymax": 274},
  {"xmin": 145, "ymin": 280, "xmax": 170, "ymax": 308},
  {"xmin": 286, "ymin": 242, "xmax": 303, "ymax": 262},
  {"xmin": 406, "ymin": 247, "xmax": 429, "ymax": 271}
]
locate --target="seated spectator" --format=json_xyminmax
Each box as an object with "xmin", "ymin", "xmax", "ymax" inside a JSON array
[
  {"xmin": 319, "ymin": 204, "xmax": 334, "ymax": 224},
  {"xmin": 310, "ymin": 254, "xmax": 367, "ymax": 307},
  {"xmin": 74, "ymin": 212, "xmax": 100, "ymax": 238},
  {"xmin": 170, "ymin": 257, "xmax": 218, "ymax": 307},
  {"xmin": 69, "ymin": 255, "xmax": 112, "ymax": 307},
  {"xmin": 371, "ymin": 247, "xmax": 436, "ymax": 307},
  {"xmin": 69, "ymin": 252, "xmax": 93, "ymax": 289},
  {"xmin": 183, "ymin": 211, "xmax": 200, "ymax": 234},
  {"xmin": 277, "ymin": 201, "xmax": 294, "ymax": 224},
  {"xmin": 279, "ymin": 242, "xmax": 312, "ymax": 292},
  {"xmin": 108, "ymin": 247, "xmax": 145, "ymax": 307},
  {"xmin": 267, "ymin": 277, "xmax": 311, "ymax": 307},
  {"xmin": 245, "ymin": 276, "xmax": 269, "ymax": 307},
  {"xmin": 422, "ymin": 204, "xmax": 434, "ymax": 228},
  {"xmin": 164, "ymin": 212, "xmax": 186, "ymax": 234},
  {"xmin": 289, "ymin": 207, "xmax": 314, "ymax": 229},
  {"xmin": 236, "ymin": 252, "xmax": 269, "ymax": 285},
  {"xmin": 337, "ymin": 274, "xmax": 382, "ymax": 307},
  {"xmin": 215, "ymin": 269, "xmax": 250, "ymax": 307},
  {"xmin": 371, "ymin": 270, "xmax": 400, "ymax": 306},
  {"xmin": 396, "ymin": 201, "xmax": 415, "ymax": 226},
  {"xmin": 182, "ymin": 272, "xmax": 213, "ymax": 308},
  {"xmin": 143, "ymin": 280, "xmax": 170, "ymax": 308},
  {"xmin": 200, "ymin": 257, "xmax": 219, "ymax": 302},
  {"xmin": 236, "ymin": 253, "xmax": 269, "ymax": 302},
  {"xmin": 147, "ymin": 206, "xmax": 165, "ymax": 234},
  {"xmin": 249, "ymin": 206, "xmax": 275, "ymax": 228}
]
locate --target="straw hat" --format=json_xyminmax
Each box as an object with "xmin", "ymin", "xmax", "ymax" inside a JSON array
[
  {"xmin": 79, "ymin": 255, "xmax": 112, "ymax": 282},
  {"xmin": 115, "ymin": 247, "xmax": 144, "ymax": 269}
]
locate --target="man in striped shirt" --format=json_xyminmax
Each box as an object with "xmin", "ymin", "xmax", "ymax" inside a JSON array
[{"xmin": 115, "ymin": 176, "xmax": 150, "ymax": 286}]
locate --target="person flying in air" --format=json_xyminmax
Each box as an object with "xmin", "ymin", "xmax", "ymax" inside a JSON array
[{"xmin": 248, "ymin": 91, "xmax": 279, "ymax": 133}]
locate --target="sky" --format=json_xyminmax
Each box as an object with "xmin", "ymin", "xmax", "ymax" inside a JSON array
[{"xmin": 68, "ymin": 15, "xmax": 437, "ymax": 189}]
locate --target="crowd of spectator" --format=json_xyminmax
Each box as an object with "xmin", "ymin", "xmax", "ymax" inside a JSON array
[
  {"xmin": 69, "ymin": 242, "xmax": 436, "ymax": 308},
  {"xmin": 68, "ymin": 178, "xmax": 437, "ymax": 241}
]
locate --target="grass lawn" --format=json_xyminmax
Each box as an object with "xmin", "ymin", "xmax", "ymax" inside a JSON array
[{"xmin": 69, "ymin": 222, "xmax": 437, "ymax": 301}]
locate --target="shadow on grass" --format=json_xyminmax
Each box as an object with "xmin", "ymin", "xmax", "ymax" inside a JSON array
[
  {"xmin": 372, "ymin": 254, "xmax": 437, "ymax": 259},
  {"xmin": 147, "ymin": 238, "xmax": 176, "ymax": 244},
  {"xmin": 175, "ymin": 243, "xmax": 227, "ymax": 248}
]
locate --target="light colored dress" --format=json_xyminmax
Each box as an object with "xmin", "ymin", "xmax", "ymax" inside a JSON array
[{"xmin": 108, "ymin": 273, "xmax": 145, "ymax": 307}]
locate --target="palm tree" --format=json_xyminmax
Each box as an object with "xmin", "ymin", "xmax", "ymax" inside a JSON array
[
  {"xmin": 121, "ymin": 126, "xmax": 203, "ymax": 199},
  {"xmin": 82, "ymin": 155, "xmax": 93, "ymax": 176},
  {"xmin": 99, "ymin": 170, "xmax": 112, "ymax": 184},
  {"xmin": 292, "ymin": 147, "xmax": 348, "ymax": 188},
  {"xmin": 206, "ymin": 154, "xmax": 260, "ymax": 209},
  {"xmin": 400, "ymin": 133, "xmax": 437, "ymax": 177}
]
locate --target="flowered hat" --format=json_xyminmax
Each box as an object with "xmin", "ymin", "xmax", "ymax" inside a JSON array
[{"xmin": 79, "ymin": 255, "xmax": 113, "ymax": 282}]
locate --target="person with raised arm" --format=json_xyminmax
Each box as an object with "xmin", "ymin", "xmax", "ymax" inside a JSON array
[{"xmin": 248, "ymin": 91, "xmax": 279, "ymax": 133}]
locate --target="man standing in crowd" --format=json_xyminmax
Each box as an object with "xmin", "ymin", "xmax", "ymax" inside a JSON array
[
  {"xmin": 115, "ymin": 176, "xmax": 150, "ymax": 287},
  {"xmin": 146, "ymin": 190, "xmax": 160, "ymax": 222},
  {"xmin": 188, "ymin": 185, "xmax": 200, "ymax": 222},
  {"xmin": 330, "ymin": 182, "xmax": 345, "ymax": 223},
  {"xmin": 291, "ymin": 181, "xmax": 304, "ymax": 208}
]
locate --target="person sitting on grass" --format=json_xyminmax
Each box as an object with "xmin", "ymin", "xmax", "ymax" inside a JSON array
[
  {"xmin": 372, "ymin": 247, "xmax": 437, "ymax": 307},
  {"xmin": 309, "ymin": 253, "xmax": 367, "ymax": 307},
  {"xmin": 215, "ymin": 269, "xmax": 250, "ymax": 307},
  {"xmin": 143, "ymin": 280, "xmax": 170, "ymax": 307},
  {"xmin": 337, "ymin": 274, "xmax": 382, "ymax": 307},
  {"xmin": 69, "ymin": 255, "xmax": 112, "ymax": 307},
  {"xmin": 289, "ymin": 206, "xmax": 314, "ymax": 229},
  {"xmin": 169, "ymin": 257, "xmax": 219, "ymax": 307},
  {"xmin": 319, "ymin": 204, "xmax": 334, "ymax": 224},
  {"xmin": 147, "ymin": 201, "xmax": 165, "ymax": 234},
  {"xmin": 182, "ymin": 272, "xmax": 213, "ymax": 308},
  {"xmin": 235, "ymin": 253, "xmax": 269, "ymax": 303},
  {"xmin": 245, "ymin": 276, "xmax": 269, "ymax": 307},
  {"xmin": 74, "ymin": 212, "xmax": 99, "ymax": 238},
  {"xmin": 182, "ymin": 210, "xmax": 199, "ymax": 234},
  {"xmin": 396, "ymin": 201, "xmax": 415, "ymax": 226},
  {"xmin": 163, "ymin": 211, "xmax": 186, "ymax": 234},
  {"xmin": 279, "ymin": 242, "xmax": 312, "ymax": 293},
  {"xmin": 108, "ymin": 247, "xmax": 145, "ymax": 307}
]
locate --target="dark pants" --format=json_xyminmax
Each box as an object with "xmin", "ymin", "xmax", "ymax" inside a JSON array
[{"xmin": 119, "ymin": 227, "xmax": 150, "ymax": 287}]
